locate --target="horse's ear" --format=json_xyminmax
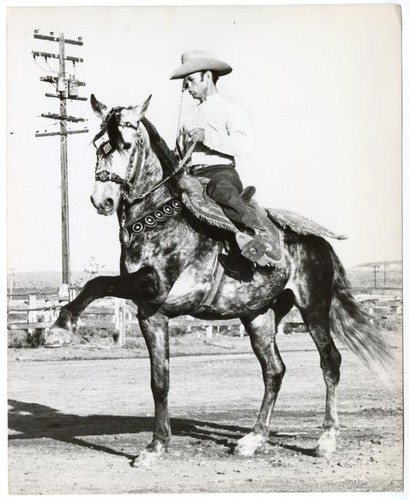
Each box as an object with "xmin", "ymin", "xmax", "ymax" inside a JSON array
[
  {"xmin": 131, "ymin": 95, "xmax": 152, "ymax": 120},
  {"xmin": 140, "ymin": 95, "xmax": 152, "ymax": 116},
  {"xmin": 90, "ymin": 94, "xmax": 108, "ymax": 119}
]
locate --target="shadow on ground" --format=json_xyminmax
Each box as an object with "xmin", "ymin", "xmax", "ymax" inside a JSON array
[{"xmin": 8, "ymin": 399, "xmax": 317, "ymax": 463}]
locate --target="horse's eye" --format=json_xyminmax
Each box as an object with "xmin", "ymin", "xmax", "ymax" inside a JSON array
[{"xmin": 123, "ymin": 143, "xmax": 132, "ymax": 150}]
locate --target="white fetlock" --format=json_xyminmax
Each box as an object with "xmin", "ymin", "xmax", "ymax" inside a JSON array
[
  {"xmin": 132, "ymin": 442, "xmax": 165, "ymax": 468},
  {"xmin": 316, "ymin": 428, "xmax": 337, "ymax": 458},
  {"xmin": 44, "ymin": 327, "xmax": 72, "ymax": 347},
  {"xmin": 236, "ymin": 432, "xmax": 265, "ymax": 456}
]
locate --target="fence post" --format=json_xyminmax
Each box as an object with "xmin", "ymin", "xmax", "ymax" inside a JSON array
[
  {"xmin": 114, "ymin": 298, "xmax": 120, "ymax": 329},
  {"xmin": 118, "ymin": 299, "xmax": 126, "ymax": 346},
  {"xmin": 239, "ymin": 324, "xmax": 245, "ymax": 338},
  {"xmin": 28, "ymin": 295, "xmax": 37, "ymax": 334},
  {"xmin": 114, "ymin": 298, "xmax": 126, "ymax": 346},
  {"xmin": 206, "ymin": 325, "xmax": 213, "ymax": 339},
  {"xmin": 69, "ymin": 287, "xmax": 78, "ymax": 301}
]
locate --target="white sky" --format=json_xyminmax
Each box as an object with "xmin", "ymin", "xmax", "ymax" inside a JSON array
[{"xmin": 6, "ymin": 3, "xmax": 404, "ymax": 274}]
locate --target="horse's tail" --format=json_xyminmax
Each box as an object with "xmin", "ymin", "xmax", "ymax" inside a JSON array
[{"xmin": 329, "ymin": 249, "xmax": 396, "ymax": 374}]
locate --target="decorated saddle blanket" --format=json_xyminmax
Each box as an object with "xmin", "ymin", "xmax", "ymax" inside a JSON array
[{"xmin": 179, "ymin": 174, "xmax": 347, "ymax": 241}]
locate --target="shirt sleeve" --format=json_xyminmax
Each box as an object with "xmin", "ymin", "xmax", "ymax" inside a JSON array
[{"xmin": 202, "ymin": 104, "xmax": 253, "ymax": 158}]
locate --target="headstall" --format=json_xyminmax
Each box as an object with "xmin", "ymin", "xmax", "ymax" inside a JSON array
[{"xmin": 93, "ymin": 121, "xmax": 145, "ymax": 202}]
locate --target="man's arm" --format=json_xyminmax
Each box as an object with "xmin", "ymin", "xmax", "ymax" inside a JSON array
[{"xmin": 201, "ymin": 104, "xmax": 253, "ymax": 158}]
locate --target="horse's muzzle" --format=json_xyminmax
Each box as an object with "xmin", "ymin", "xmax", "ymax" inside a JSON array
[{"xmin": 90, "ymin": 195, "xmax": 115, "ymax": 215}]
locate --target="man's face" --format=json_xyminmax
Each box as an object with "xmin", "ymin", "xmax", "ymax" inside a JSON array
[{"xmin": 184, "ymin": 71, "xmax": 208, "ymax": 101}]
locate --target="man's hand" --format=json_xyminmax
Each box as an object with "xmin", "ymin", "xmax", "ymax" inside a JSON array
[{"xmin": 188, "ymin": 128, "xmax": 205, "ymax": 143}]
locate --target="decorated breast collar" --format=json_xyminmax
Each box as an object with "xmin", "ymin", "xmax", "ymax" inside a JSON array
[{"xmin": 120, "ymin": 197, "xmax": 183, "ymax": 247}]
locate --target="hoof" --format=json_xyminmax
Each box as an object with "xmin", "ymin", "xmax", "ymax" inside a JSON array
[
  {"xmin": 132, "ymin": 441, "xmax": 166, "ymax": 468},
  {"xmin": 44, "ymin": 326, "xmax": 73, "ymax": 347},
  {"xmin": 235, "ymin": 432, "xmax": 265, "ymax": 456},
  {"xmin": 315, "ymin": 429, "xmax": 337, "ymax": 458}
]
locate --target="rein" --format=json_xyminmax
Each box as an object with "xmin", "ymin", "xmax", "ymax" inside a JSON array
[{"xmin": 129, "ymin": 140, "xmax": 196, "ymax": 203}]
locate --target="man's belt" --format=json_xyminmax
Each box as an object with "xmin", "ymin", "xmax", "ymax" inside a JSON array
[{"xmin": 189, "ymin": 163, "xmax": 235, "ymax": 175}]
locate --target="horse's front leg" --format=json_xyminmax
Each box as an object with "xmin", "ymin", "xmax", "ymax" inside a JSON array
[
  {"xmin": 133, "ymin": 311, "xmax": 170, "ymax": 468},
  {"xmin": 45, "ymin": 266, "xmax": 167, "ymax": 346}
]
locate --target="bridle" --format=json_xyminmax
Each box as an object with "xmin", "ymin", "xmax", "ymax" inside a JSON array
[
  {"xmin": 94, "ymin": 109, "xmax": 194, "ymax": 205},
  {"xmin": 94, "ymin": 114, "xmax": 148, "ymax": 203},
  {"xmin": 93, "ymin": 108, "xmax": 196, "ymax": 247}
]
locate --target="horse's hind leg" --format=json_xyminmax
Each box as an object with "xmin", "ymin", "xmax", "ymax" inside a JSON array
[
  {"xmin": 292, "ymin": 238, "xmax": 342, "ymax": 457},
  {"xmin": 301, "ymin": 308, "xmax": 341, "ymax": 457},
  {"xmin": 236, "ymin": 309, "xmax": 286, "ymax": 455}
]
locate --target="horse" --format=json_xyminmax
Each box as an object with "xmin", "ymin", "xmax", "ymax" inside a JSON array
[{"xmin": 46, "ymin": 94, "xmax": 390, "ymax": 467}]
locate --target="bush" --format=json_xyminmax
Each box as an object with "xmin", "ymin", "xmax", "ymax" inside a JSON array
[
  {"xmin": 8, "ymin": 328, "xmax": 45, "ymax": 348},
  {"xmin": 8, "ymin": 330, "xmax": 30, "ymax": 348},
  {"xmin": 169, "ymin": 325, "xmax": 187, "ymax": 337},
  {"xmin": 124, "ymin": 337, "xmax": 145, "ymax": 350},
  {"xmin": 75, "ymin": 325, "xmax": 117, "ymax": 344}
]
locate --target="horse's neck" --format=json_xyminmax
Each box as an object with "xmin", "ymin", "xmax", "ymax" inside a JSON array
[{"xmin": 140, "ymin": 144, "xmax": 163, "ymax": 191}]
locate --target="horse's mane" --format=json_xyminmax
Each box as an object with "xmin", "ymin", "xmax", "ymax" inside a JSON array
[
  {"xmin": 141, "ymin": 117, "xmax": 179, "ymax": 176},
  {"xmin": 95, "ymin": 109, "xmax": 179, "ymax": 175},
  {"xmin": 94, "ymin": 107, "xmax": 126, "ymax": 152}
]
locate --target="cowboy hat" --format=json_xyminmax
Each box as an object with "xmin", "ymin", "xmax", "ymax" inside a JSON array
[{"xmin": 170, "ymin": 50, "xmax": 232, "ymax": 80}]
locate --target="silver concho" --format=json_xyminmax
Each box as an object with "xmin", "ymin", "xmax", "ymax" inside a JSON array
[
  {"xmin": 163, "ymin": 204, "xmax": 173, "ymax": 216},
  {"xmin": 145, "ymin": 215, "xmax": 157, "ymax": 227},
  {"xmin": 132, "ymin": 222, "xmax": 144, "ymax": 233},
  {"xmin": 154, "ymin": 210, "xmax": 165, "ymax": 221},
  {"xmin": 121, "ymin": 199, "xmax": 181, "ymax": 242},
  {"xmin": 172, "ymin": 199, "xmax": 182, "ymax": 210}
]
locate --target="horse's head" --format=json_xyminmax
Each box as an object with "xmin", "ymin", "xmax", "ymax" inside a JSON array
[{"xmin": 90, "ymin": 94, "xmax": 153, "ymax": 216}]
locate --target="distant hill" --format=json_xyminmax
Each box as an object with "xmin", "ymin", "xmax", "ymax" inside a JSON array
[
  {"xmin": 7, "ymin": 261, "xmax": 402, "ymax": 294},
  {"xmin": 8, "ymin": 270, "xmax": 118, "ymax": 292},
  {"xmin": 346, "ymin": 261, "xmax": 402, "ymax": 290}
]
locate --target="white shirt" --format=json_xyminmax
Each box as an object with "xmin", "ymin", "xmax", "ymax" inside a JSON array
[{"xmin": 178, "ymin": 93, "xmax": 253, "ymax": 167}]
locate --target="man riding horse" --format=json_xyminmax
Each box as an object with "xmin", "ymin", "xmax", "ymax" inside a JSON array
[
  {"xmin": 45, "ymin": 78, "xmax": 392, "ymax": 466},
  {"xmin": 171, "ymin": 50, "xmax": 279, "ymax": 273}
]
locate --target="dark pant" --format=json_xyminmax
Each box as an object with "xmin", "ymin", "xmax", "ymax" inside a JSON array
[{"xmin": 191, "ymin": 165, "xmax": 257, "ymax": 231}]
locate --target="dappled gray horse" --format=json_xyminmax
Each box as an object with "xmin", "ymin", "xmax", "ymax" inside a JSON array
[{"xmin": 47, "ymin": 95, "xmax": 389, "ymax": 467}]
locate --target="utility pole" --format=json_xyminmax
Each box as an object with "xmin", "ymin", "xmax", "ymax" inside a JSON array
[
  {"xmin": 8, "ymin": 269, "xmax": 15, "ymax": 299},
  {"xmin": 372, "ymin": 264, "xmax": 380, "ymax": 290},
  {"xmin": 33, "ymin": 31, "xmax": 88, "ymax": 287},
  {"xmin": 384, "ymin": 260, "xmax": 387, "ymax": 288}
]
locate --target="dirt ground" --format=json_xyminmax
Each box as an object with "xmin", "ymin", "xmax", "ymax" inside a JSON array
[{"xmin": 8, "ymin": 332, "xmax": 403, "ymax": 494}]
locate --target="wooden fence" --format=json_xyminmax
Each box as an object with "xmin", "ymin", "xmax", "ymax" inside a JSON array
[
  {"xmin": 7, "ymin": 291, "xmax": 402, "ymax": 347},
  {"xmin": 7, "ymin": 293, "xmax": 247, "ymax": 346},
  {"xmin": 8, "ymin": 293, "xmax": 126, "ymax": 344}
]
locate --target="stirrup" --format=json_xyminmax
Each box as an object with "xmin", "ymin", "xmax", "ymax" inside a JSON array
[{"xmin": 235, "ymin": 232, "xmax": 276, "ymax": 267}]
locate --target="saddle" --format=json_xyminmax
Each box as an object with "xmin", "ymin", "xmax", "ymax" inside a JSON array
[
  {"xmin": 178, "ymin": 174, "xmax": 283, "ymax": 266},
  {"xmin": 178, "ymin": 173, "xmax": 346, "ymax": 269}
]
